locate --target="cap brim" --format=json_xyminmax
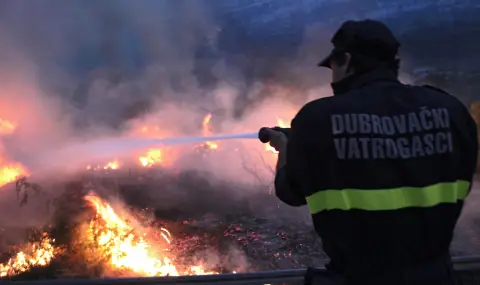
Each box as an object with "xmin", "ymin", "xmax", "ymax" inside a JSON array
[{"xmin": 317, "ymin": 52, "xmax": 333, "ymax": 68}]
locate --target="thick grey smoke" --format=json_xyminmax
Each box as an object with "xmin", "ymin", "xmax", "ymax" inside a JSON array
[
  {"xmin": 0, "ymin": 1, "xmax": 219, "ymax": 128},
  {"xmin": 0, "ymin": 0, "xmax": 328, "ymax": 238},
  {"xmin": 0, "ymin": 0, "xmax": 478, "ymax": 258},
  {"xmin": 0, "ymin": 0, "xmax": 335, "ymax": 182}
]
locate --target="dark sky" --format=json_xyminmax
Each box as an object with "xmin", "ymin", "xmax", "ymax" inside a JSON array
[
  {"xmin": 1, "ymin": 0, "xmax": 476, "ymax": 75},
  {"xmin": 0, "ymin": 0, "xmax": 478, "ymax": 125}
]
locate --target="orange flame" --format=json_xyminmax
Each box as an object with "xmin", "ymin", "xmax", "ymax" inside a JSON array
[
  {"xmin": 265, "ymin": 118, "xmax": 290, "ymax": 154},
  {"xmin": 0, "ymin": 233, "xmax": 57, "ymax": 277},
  {"xmin": 0, "ymin": 118, "xmax": 29, "ymax": 187},
  {"xmin": 104, "ymin": 160, "xmax": 120, "ymax": 170},
  {"xmin": 86, "ymin": 160, "xmax": 120, "ymax": 171},
  {"xmin": 135, "ymin": 126, "xmax": 173, "ymax": 168},
  {"xmin": 0, "ymin": 163, "xmax": 29, "ymax": 187},
  {"xmin": 139, "ymin": 149, "xmax": 164, "ymax": 168},
  {"xmin": 83, "ymin": 193, "xmax": 217, "ymax": 276},
  {"xmin": 201, "ymin": 114, "xmax": 218, "ymax": 150}
]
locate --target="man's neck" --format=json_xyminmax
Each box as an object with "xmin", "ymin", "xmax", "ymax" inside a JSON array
[{"xmin": 331, "ymin": 68, "xmax": 398, "ymax": 95}]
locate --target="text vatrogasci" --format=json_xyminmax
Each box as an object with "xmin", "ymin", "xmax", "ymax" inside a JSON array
[{"xmin": 331, "ymin": 108, "xmax": 452, "ymax": 159}]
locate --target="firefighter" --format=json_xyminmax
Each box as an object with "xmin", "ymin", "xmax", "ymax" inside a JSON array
[{"xmin": 265, "ymin": 19, "xmax": 478, "ymax": 285}]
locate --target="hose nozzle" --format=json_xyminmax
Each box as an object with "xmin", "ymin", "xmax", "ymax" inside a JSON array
[{"xmin": 258, "ymin": 127, "xmax": 291, "ymax": 143}]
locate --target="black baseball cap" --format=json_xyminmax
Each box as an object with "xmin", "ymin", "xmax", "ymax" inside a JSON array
[{"xmin": 318, "ymin": 19, "xmax": 400, "ymax": 68}]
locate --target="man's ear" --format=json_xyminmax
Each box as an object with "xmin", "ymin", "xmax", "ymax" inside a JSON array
[
  {"xmin": 344, "ymin": 52, "xmax": 352, "ymax": 68},
  {"xmin": 344, "ymin": 52, "xmax": 353, "ymax": 74}
]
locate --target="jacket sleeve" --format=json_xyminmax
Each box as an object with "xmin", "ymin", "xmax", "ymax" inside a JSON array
[
  {"xmin": 274, "ymin": 165, "xmax": 306, "ymax": 206},
  {"xmin": 274, "ymin": 108, "xmax": 311, "ymax": 207}
]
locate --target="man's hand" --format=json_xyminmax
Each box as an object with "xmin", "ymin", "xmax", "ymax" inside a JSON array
[{"xmin": 265, "ymin": 128, "xmax": 288, "ymax": 152}]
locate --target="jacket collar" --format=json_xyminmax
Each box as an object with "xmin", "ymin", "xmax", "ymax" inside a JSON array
[{"xmin": 331, "ymin": 68, "xmax": 399, "ymax": 95}]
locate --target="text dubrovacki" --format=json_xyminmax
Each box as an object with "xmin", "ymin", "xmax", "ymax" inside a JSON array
[{"xmin": 330, "ymin": 108, "xmax": 452, "ymax": 160}]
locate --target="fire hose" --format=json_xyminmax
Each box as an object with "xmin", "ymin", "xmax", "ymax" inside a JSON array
[
  {"xmin": 28, "ymin": 126, "xmax": 284, "ymax": 173},
  {"xmin": 10, "ymin": 129, "xmax": 480, "ymax": 285}
]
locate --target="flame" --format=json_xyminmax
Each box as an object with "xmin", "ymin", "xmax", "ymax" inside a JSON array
[
  {"xmin": 0, "ymin": 163, "xmax": 29, "ymax": 187},
  {"xmin": 139, "ymin": 149, "xmax": 164, "ymax": 168},
  {"xmin": 83, "ymin": 193, "xmax": 216, "ymax": 276},
  {"xmin": 104, "ymin": 160, "xmax": 120, "ymax": 170},
  {"xmin": 82, "ymin": 113, "xmax": 291, "ymax": 171},
  {"xmin": 201, "ymin": 114, "xmax": 218, "ymax": 150},
  {"xmin": 135, "ymin": 126, "xmax": 174, "ymax": 168},
  {"xmin": 0, "ymin": 233, "xmax": 57, "ymax": 277},
  {"xmin": 0, "ymin": 119, "xmax": 30, "ymax": 187},
  {"xmin": 84, "ymin": 124, "xmax": 175, "ymax": 170},
  {"xmin": 265, "ymin": 118, "xmax": 290, "ymax": 154},
  {"xmin": 0, "ymin": 109, "xmax": 301, "ymax": 277},
  {"xmin": 0, "ymin": 112, "xmax": 292, "ymax": 185},
  {"xmin": 86, "ymin": 160, "xmax": 120, "ymax": 171}
]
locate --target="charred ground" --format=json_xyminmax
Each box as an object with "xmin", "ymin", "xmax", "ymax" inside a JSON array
[
  {"xmin": 0, "ymin": 167, "xmax": 324, "ymax": 280},
  {"xmin": 0, "ymin": 166, "xmax": 479, "ymax": 281}
]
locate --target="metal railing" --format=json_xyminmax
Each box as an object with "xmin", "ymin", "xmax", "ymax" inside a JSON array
[{"xmin": 9, "ymin": 255, "xmax": 480, "ymax": 285}]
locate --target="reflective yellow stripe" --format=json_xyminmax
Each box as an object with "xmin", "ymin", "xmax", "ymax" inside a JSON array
[{"xmin": 306, "ymin": 180, "xmax": 470, "ymax": 214}]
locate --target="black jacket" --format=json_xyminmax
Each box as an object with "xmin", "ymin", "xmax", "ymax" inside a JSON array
[{"xmin": 275, "ymin": 68, "xmax": 478, "ymax": 281}]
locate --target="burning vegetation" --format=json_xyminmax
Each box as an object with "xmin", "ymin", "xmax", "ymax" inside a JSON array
[
  {"xmin": 0, "ymin": 2, "xmax": 478, "ymax": 283},
  {"xmin": 0, "ymin": 232, "xmax": 56, "ymax": 277},
  {"xmin": 0, "ymin": 101, "xmax": 479, "ymax": 281},
  {"xmin": 0, "ymin": 169, "xmax": 322, "ymax": 280},
  {"xmin": 0, "ymin": 112, "xmax": 314, "ymax": 280},
  {"xmin": 77, "ymin": 192, "xmax": 217, "ymax": 277}
]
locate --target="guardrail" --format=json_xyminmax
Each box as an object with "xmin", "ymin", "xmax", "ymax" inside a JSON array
[{"xmin": 9, "ymin": 255, "xmax": 480, "ymax": 285}]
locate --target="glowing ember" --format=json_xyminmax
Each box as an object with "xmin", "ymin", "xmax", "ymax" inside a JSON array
[
  {"xmin": 265, "ymin": 118, "xmax": 290, "ymax": 154},
  {"xmin": 83, "ymin": 193, "xmax": 216, "ymax": 277},
  {"xmin": 0, "ymin": 233, "xmax": 57, "ymax": 277},
  {"xmin": 201, "ymin": 114, "xmax": 218, "ymax": 150}
]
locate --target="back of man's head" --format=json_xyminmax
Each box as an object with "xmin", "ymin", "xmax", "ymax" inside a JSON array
[{"xmin": 318, "ymin": 19, "xmax": 401, "ymax": 75}]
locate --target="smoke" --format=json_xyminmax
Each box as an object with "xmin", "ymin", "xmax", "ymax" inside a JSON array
[
  {"xmin": 0, "ymin": 0, "xmax": 336, "ymax": 183},
  {"xmin": 0, "ymin": 0, "xmax": 478, "ymax": 262},
  {"xmin": 0, "ymin": 0, "xmax": 326, "ymax": 236}
]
